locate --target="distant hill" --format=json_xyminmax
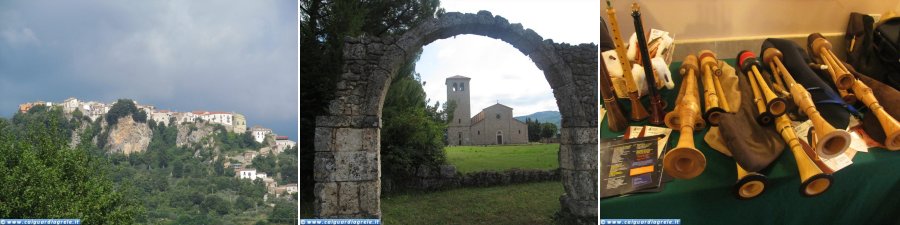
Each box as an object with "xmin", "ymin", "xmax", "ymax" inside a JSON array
[{"xmin": 515, "ymin": 111, "xmax": 561, "ymax": 128}]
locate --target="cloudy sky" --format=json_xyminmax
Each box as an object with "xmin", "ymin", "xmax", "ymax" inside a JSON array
[
  {"xmin": 0, "ymin": 1, "xmax": 298, "ymax": 139},
  {"xmin": 416, "ymin": 0, "xmax": 599, "ymax": 118}
]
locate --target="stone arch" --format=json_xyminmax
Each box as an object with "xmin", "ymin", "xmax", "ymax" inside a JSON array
[{"xmin": 314, "ymin": 10, "xmax": 597, "ymax": 224}]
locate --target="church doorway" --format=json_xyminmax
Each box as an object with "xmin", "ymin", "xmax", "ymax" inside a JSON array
[{"xmin": 496, "ymin": 130, "xmax": 503, "ymax": 145}]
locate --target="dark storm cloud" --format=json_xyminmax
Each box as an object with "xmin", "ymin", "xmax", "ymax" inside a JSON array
[{"xmin": 0, "ymin": 0, "xmax": 298, "ymax": 139}]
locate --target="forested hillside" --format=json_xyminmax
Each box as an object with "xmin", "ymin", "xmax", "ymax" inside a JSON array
[{"xmin": 1, "ymin": 102, "xmax": 297, "ymax": 225}]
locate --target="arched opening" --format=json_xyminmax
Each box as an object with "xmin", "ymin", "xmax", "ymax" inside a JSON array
[
  {"xmin": 424, "ymin": 33, "xmax": 549, "ymax": 147},
  {"xmin": 496, "ymin": 130, "xmax": 504, "ymax": 145},
  {"xmin": 313, "ymin": 11, "xmax": 597, "ymax": 222}
]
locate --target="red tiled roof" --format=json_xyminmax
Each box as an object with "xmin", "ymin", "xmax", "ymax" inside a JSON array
[{"xmin": 276, "ymin": 136, "xmax": 289, "ymax": 140}]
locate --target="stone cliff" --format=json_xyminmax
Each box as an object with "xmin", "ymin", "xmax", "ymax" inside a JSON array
[
  {"xmin": 176, "ymin": 122, "xmax": 217, "ymax": 148},
  {"xmin": 106, "ymin": 116, "xmax": 152, "ymax": 155}
]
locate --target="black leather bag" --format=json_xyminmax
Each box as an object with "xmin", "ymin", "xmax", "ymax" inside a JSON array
[{"xmin": 847, "ymin": 13, "xmax": 900, "ymax": 90}]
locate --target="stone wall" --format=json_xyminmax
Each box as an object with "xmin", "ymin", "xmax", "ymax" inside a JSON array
[
  {"xmin": 314, "ymin": 10, "xmax": 597, "ymax": 224},
  {"xmin": 382, "ymin": 165, "xmax": 560, "ymax": 193},
  {"xmin": 555, "ymin": 42, "xmax": 600, "ymax": 225},
  {"xmin": 460, "ymin": 168, "xmax": 559, "ymax": 187}
]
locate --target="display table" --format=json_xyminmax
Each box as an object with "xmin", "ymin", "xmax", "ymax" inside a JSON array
[{"xmin": 599, "ymin": 60, "xmax": 900, "ymax": 224}]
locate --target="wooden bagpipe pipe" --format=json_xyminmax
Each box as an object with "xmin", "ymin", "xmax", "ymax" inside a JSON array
[
  {"xmin": 737, "ymin": 51, "xmax": 788, "ymax": 126},
  {"xmin": 600, "ymin": 53, "xmax": 628, "ymax": 132},
  {"xmin": 729, "ymin": 46, "xmax": 854, "ymax": 197},
  {"xmin": 698, "ymin": 51, "xmax": 729, "ymax": 126},
  {"xmin": 677, "ymin": 46, "xmax": 845, "ymax": 198},
  {"xmin": 754, "ymin": 45, "xmax": 855, "ymax": 196},
  {"xmin": 807, "ymin": 34, "xmax": 900, "ymax": 150},
  {"xmin": 603, "ymin": 0, "xmax": 650, "ymax": 123},
  {"xmin": 761, "ymin": 48, "xmax": 851, "ymax": 159},
  {"xmin": 665, "ymin": 53, "xmax": 768, "ymax": 199},
  {"xmin": 662, "ymin": 55, "xmax": 706, "ymax": 180},
  {"xmin": 599, "ymin": 14, "xmax": 628, "ymax": 132}
]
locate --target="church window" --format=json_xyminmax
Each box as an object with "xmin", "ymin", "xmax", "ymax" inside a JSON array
[
  {"xmin": 460, "ymin": 83, "xmax": 465, "ymax": 91},
  {"xmin": 478, "ymin": 131, "xmax": 480, "ymax": 135},
  {"xmin": 519, "ymin": 130, "xmax": 521, "ymax": 134},
  {"xmin": 458, "ymin": 118, "xmax": 461, "ymax": 124},
  {"xmin": 496, "ymin": 113, "xmax": 501, "ymax": 119}
]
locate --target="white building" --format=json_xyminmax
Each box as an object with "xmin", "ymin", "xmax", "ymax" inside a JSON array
[
  {"xmin": 176, "ymin": 112, "xmax": 198, "ymax": 124},
  {"xmin": 150, "ymin": 110, "xmax": 173, "ymax": 126},
  {"xmin": 251, "ymin": 126, "xmax": 272, "ymax": 143},
  {"xmin": 275, "ymin": 136, "xmax": 296, "ymax": 154},
  {"xmin": 62, "ymin": 97, "xmax": 79, "ymax": 113},
  {"xmin": 83, "ymin": 102, "xmax": 108, "ymax": 121},
  {"xmin": 233, "ymin": 113, "xmax": 247, "ymax": 133},
  {"xmin": 136, "ymin": 102, "xmax": 154, "ymax": 115},
  {"xmin": 285, "ymin": 184, "xmax": 297, "ymax": 194},
  {"xmin": 239, "ymin": 169, "xmax": 257, "ymax": 180},
  {"xmin": 200, "ymin": 112, "xmax": 233, "ymax": 126}
]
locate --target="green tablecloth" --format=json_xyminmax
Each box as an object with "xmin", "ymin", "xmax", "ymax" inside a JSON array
[{"xmin": 599, "ymin": 60, "xmax": 900, "ymax": 224}]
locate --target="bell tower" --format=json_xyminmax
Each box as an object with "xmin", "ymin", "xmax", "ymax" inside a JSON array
[{"xmin": 446, "ymin": 75, "xmax": 471, "ymax": 146}]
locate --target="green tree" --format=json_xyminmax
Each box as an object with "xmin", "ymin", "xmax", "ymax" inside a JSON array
[
  {"xmin": 527, "ymin": 118, "xmax": 546, "ymax": 142},
  {"xmin": 251, "ymin": 154, "xmax": 277, "ymax": 174},
  {"xmin": 201, "ymin": 195, "xmax": 230, "ymax": 215},
  {"xmin": 277, "ymin": 152, "xmax": 298, "ymax": 185},
  {"xmin": 235, "ymin": 195, "xmax": 253, "ymax": 211},
  {"xmin": 268, "ymin": 199, "xmax": 297, "ymax": 224},
  {"xmin": 172, "ymin": 160, "xmax": 185, "ymax": 178},
  {"xmin": 540, "ymin": 122, "xmax": 558, "ymax": 140},
  {"xmin": 72, "ymin": 108, "xmax": 84, "ymax": 119},
  {"xmin": 213, "ymin": 158, "xmax": 225, "ymax": 176},
  {"xmin": 0, "ymin": 114, "xmax": 138, "ymax": 224},
  {"xmin": 381, "ymin": 57, "xmax": 450, "ymax": 178},
  {"xmin": 106, "ymin": 99, "xmax": 146, "ymax": 126}
]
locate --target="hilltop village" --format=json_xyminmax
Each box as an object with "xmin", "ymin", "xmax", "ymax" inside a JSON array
[{"xmin": 19, "ymin": 97, "xmax": 298, "ymax": 199}]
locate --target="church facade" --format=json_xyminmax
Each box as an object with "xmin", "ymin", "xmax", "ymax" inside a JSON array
[{"xmin": 446, "ymin": 75, "xmax": 528, "ymax": 146}]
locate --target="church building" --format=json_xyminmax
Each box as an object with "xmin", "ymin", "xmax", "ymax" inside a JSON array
[{"xmin": 446, "ymin": 75, "xmax": 528, "ymax": 146}]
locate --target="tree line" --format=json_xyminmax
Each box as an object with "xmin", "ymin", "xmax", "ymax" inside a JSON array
[{"xmin": 525, "ymin": 118, "xmax": 558, "ymax": 142}]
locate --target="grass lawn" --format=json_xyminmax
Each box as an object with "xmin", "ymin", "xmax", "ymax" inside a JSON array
[
  {"xmin": 445, "ymin": 143, "xmax": 559, "ymax": 173},
  {"xmin": 382, "ymin": 181, "xmax": 563, "ymax": 225}
]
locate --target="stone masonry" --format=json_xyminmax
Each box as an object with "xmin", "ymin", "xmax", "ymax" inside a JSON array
[{"xmin": 314, "ymin": 11, "xmax": 598, "ymax": 224}]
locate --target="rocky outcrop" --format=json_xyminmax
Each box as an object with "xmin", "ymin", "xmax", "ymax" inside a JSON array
[
  {"xmin": 176, "ymin": 122, "xmax": 216, "ymax": 148},
  {"xmin": 68, "ymin": 122, "xmax": 90, "ymax": 149},
  {"xmin": 106, "ymin": 116, "xmax": 152, "ymax": 155}
]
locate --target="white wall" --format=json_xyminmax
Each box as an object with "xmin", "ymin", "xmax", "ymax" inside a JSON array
[{"xmin": 603, "ymin": 0, "xmax": 900, "ymax": 41}]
